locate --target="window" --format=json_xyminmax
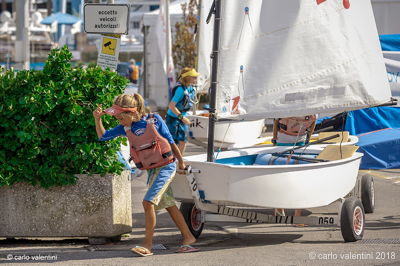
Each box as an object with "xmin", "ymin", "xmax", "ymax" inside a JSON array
[
  {"xmin": 149, "ymin": 5, "xmax": 160, "ymax": 11},
  {"xmin": 133, "ymin": 22, "xmax": 140, "ymax": 29}
]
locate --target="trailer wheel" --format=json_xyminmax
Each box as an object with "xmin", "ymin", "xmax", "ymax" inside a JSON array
[
  {"xmin": 361, "ymin": 174, "xmax": 375, "ymax": 213},
  {"xmin": 340, "ymin": 197, "xmax": 365, "ymax": 242},
  {"xmin": 180, "ymin": 203, "xmax": 204, "ymax": 239}
]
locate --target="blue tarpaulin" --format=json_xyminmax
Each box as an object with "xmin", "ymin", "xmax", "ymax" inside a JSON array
[
  {"xmin": 357, "ymin": 128, "xmax": 400, "ymax": 169},
  {"xmin": 380, "ymin": 34, "xmax": 400, "ymax": 51},
  {"xmin": 345, "ymin": 106, "xmax": 400, "ymax": 135},
  {"xmin": 41, "ymin": 12, "xmax": 81, "ymax": 25}
]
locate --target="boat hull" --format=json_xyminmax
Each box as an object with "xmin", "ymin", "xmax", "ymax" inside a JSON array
[
  {"xmin": 187, "ymin": 113, "xmax": 265, "ymax": 144},
  {"xmin": 171, "ymin": 146, "xmax": 362, "ymax": 209}
]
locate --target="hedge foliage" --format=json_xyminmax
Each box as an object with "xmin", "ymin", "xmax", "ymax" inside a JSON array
[{"xmin": 0, "ymin": 46, "xmax": 128, "ymax": 188}]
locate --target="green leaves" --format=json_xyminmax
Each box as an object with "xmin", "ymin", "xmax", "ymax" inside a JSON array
[{"xmin": 0, "ymin": 46, "xmax": 127, "ymax": 188}]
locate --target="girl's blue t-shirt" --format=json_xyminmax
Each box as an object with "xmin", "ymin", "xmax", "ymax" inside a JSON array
[
  {"xmin": 167, "ymin": 85, "xmax": 195, "ymax": 118},
  {"xmin": 99, "ymin": 113, "xmax": 175, "ymax": 144}
]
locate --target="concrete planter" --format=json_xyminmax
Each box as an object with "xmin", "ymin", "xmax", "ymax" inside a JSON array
[{"xmin": 0, "ymin": 171, "xmax": 132, "ymax": 243}]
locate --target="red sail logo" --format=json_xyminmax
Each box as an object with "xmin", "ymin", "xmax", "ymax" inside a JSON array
[{"xmin": 316, "ymin": 0, "xmax": 350, "ymax": 9}]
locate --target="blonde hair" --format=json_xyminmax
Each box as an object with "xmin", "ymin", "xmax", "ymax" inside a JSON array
[
  {"xmin": 179, "ymin": 67, "xmax": 195, "ymax": 86},
  {"xmin": 113, "ymin": 93, "xmax": 146, "ymax": 116}
]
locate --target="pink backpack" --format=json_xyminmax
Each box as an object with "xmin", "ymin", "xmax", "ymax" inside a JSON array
[
  {"xmin": 278, "ymin": 115, "xmax": 316, "ymax": 136},
  {"xmin": 125, "ymin": 115, "xmax": 174, "ymax": 170}
]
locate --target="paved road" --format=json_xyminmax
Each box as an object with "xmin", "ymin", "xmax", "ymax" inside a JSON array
[{"xmin": 0, "ymin": 143, "xmax": 399, "ymax": 266}]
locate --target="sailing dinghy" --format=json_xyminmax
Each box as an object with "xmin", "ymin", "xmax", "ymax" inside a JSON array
[
  {"xmin": 171, "ymin": 0, "xmax": 391, "ymax": 242},
  {"xmin": 187, "ymin": 0, "xmax": 266, "ymax": 148}
]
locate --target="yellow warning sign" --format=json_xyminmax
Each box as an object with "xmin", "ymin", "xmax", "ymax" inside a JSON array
[
  {"xmin": 101, "ymin": 37, "xmax": 117, "ymax": 56},
  {"xmin": 97, "ymin": 35, "xmax": 120, "ymax": 70},
  {"xmin": 103, "ymin": 33, "xmax": 121, "ymax": 38}
]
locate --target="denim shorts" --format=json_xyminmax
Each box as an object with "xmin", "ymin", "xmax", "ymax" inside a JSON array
[{"xmin": 144, "ymin": 161, "xmax": 177, "ymax": 210}]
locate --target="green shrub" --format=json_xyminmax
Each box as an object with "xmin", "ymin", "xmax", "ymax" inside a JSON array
[{"xmin": 0, "ymin": 46, "xmax": 128, "ymax": 188}]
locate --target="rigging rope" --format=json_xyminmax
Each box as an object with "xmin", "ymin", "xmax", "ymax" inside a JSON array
[{"xmin": 237, "ymin": 6, "xmax": 254, "ymax": 49}]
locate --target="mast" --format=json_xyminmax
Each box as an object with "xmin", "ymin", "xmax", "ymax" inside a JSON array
[
  {"xmin": 193, "ymin": 0, "xmax": 201, "ymax": 115},
  {"xmin": 207, "ymin": 0, "xmax": 221, "ymax": 162}
]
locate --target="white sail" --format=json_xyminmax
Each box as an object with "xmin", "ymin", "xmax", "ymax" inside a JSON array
[
  {"xmin": 197, "ymin": 0, "xmax": 214, "ymax": 92},
  {"xmin": 215, "ymin": 0, "xmax": 391, "ymax": 119},
  {"xmin": 154, "ymin": 0, "xmax": 175, "ymax": 89}
]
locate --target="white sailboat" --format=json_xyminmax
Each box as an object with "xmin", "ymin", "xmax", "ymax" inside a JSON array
[
  {"xmin": 171, "ymin": 0, "xmax": 391, "ymax": 242},
  {"xmin": 187, "ymin": 0, "xmax": 266, "ymax": 148}
]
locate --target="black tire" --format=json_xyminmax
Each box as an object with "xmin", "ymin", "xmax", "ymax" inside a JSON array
[
  {"xmin": 340, "ymin": 197, "xmax": 365, "ymax": 242},
  {"xmin": 361, "ymin": 174, "xmax": 375, "ymax": 213},
  {"xmin": 109, "ymin": 235, "xmax": 122, "ymax": 242},
  {"xmin": 180, "ymin": 202, "xmax": 204, "ymax": 239}
]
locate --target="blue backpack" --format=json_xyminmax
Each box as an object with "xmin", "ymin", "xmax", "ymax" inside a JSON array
[{"xmin": 171, "ymin": 84, "xmax": 193, "ymax": 112}]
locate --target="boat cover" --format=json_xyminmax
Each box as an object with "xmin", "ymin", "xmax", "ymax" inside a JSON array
[
  {"xmin": 380, "ymin": 34, "xmax": 400, "ymax": 51},
  {"xmin": 380, "ymin": 34, "xmax": 400, "ymax": 97},
  {"xmin": 357, "ymin": 128, "xmax": 400, "ymax": 169},
  {"xmin": 345, "ymin": 106, "xmax": 400, "ymax": 135}
]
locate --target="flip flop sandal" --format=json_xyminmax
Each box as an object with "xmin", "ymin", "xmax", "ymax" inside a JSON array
[
  {"xmin": 131, "ymin": 246, "xmax": 154, "ymax": 257},
  {"xmin": 175, "ymin": 245, "xmax": 200, "ymax": 253}
]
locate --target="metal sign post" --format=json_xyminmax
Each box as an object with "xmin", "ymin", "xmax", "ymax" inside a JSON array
[{"xmin": 15, "ymin": 0, "xmax": 30, "ymax": 70}]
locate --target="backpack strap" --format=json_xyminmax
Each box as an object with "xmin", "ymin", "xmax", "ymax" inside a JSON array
[
  {"xmin": 146, "ymin": 113, "xmax": 156, "ymax": 124},
  {"xmin": 171, "ymin": 84, "xmax": 182, "ymax": 98},
  {"xmin": 276, "ymin": 118, "xmax": 284, "ymax": 130}
]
